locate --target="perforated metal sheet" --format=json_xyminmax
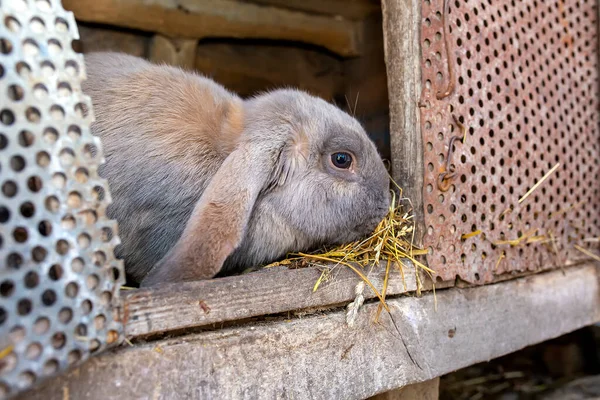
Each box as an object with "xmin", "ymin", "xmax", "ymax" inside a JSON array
[
  {"xmin": 0, "ymin": 0, "xmax": 125, "ymax": 397},
  {"xmin": 420, "ymin": 0, "xmax": 600, "ymax": 283}
]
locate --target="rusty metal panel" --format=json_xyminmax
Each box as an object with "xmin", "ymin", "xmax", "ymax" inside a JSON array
[
  {"xmin": 420, "ymin": 0, "xmax": 600, "ymax": 283},
  {"xmin": 0, "ymin": 0, "xmax": 125, "ymax": 397}
]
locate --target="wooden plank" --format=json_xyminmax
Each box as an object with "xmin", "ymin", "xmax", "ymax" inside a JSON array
[
  {"xmin": 149, "ymin": 35, "xmax": 198, "ymax": 69},
  {"xmin": 241, "ymin": 0, "xmax": 381, "ymax": 20},
  {"xmin": 194, "ymin": 42, "xmax": 344, "ymax": 101},
  {"xmin": 381, "ymin": 0, "xmax": 425, "ymax": 246},
  {"xmin": 368, "ymin": 378, "xmax": 440, "ymax": 400},
  {"xmin": 23, "ymin": 264, "xmax": 600, "ymax": 400},
  {"xmin": 75, "ymin": 24, "xmax": 149, "ymax": 57},
  {"xmin": 62, "ymin": 0, "xmax": 364, "ymax": 56},
  {"xmin": 123, "ymin": 261, "xmax": 434, "ymax": 338}
]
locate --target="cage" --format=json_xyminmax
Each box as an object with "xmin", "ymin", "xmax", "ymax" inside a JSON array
[
  {"xmin": 418, "ymin": 0, "xmax": 600, "ymax": 284},
  {"xmin": 2, "ymin": 0, "xmax": 599, "ymax": 399},
  {"xmin": 0, "ymin": 0, "xmax": 125, "ymax": 398}
]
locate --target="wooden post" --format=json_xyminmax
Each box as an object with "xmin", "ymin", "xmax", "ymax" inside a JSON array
[{"xmin": 381, "ymin": 0, "xmax": 425, "ymax": 246}]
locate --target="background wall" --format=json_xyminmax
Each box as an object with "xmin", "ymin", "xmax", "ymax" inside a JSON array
[{"xmin": 67, "ymin": 0, "xmax": 392, "ymax": 161}]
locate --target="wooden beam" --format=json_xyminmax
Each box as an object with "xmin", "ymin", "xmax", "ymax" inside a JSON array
[
  {"xmin": 122, "ymin": 262, "xmax": 441, "ymax": 338},
  {"xmin": 122, "ymin": 261, "xmax": 547, "ymax": 339},
  {"xmin": 23, "ymin": 264, "xmax": 600, "ymax": 400},
  {"xmin": 381, "ymin": 0, "xmax": 425, "ymax": 246},
  {"xmin": 194, "ymin": 42, "xmax": 344, "ymax": 101},
  {"xmin": 75, "ymin": 24, "xmax": 149, "ymax": 57},
  {"xmin": 62, "ymin": 0, "xmax": 364, "ymax": 56},
  {"xmin": 242, "ymin": 0, "xmax": 381, "ymax": 20}
]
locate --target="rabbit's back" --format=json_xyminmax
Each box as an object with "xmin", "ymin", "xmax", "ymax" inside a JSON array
[{"xmin": 82, "ymin": 52, "xmax": 245, "ymax": 282}]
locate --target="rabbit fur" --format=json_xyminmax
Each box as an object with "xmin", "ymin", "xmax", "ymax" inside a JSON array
[{"xmin": 82, "ymin": 52, "xmax": 390, "ymax": 287}]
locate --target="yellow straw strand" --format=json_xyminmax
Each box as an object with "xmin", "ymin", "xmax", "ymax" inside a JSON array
[{"xmin": 518, "ymin": 163, "xmax": 560, "ymax": 204}]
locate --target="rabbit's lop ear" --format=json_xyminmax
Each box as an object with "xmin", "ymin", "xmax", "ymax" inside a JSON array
[{"xmin": 140, "ymin": 140, "xmax": 291, "ymax": 287}]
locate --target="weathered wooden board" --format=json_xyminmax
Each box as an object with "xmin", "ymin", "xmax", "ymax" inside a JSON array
[
  {"xmin": 243, "ymin": 0, "xmax": 381, "ymax": 20},
  {"xmin": 62, "ymin": 0, "xmax": 364, "ymax": 56},
  {"xmin": 194, "ymin": 42, "xmax": 344, "ymax": 101},
  {"xmin": 75, "ymin": 24, "xmax": 149, "ymax": 57},
  {"xmin": 381, "ymin": 0, "xmax": 425, "ymax": 246},
  {"xmin": 24, "ymin": 264, "xmax": 600, "ymax": 400},
  {"xmin": 123, "ymin": 262, "xmax": 432, "ymax": 338}
]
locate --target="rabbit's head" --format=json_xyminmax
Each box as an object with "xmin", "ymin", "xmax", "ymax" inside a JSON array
[{"xmin": 141, "ymin": 89, "xmax": 390, "ymax": 286}]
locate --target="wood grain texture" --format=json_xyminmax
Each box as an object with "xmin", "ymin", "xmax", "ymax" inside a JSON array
[
  {"xmin": 23, "ymin": 264, "xmax": 600, "ymax": 400},
  {"xmin": 241, "ymin": 0, "xmax": 381, "ymax": 20},
  {"xmin": 62, "ymin": 0, "xmax": 363, "ymax": 56},
  {"xmin": 123, "ymin": 262, "xmax": 430, "ymax": 338},
  {"xmin": 381, "ymin": 0, "xmax": 425, "ymax": 246}
]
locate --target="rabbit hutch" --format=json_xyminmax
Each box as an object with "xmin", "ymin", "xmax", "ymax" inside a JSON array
[{"xmin": 1, "ymin": 0, "xmax": 599, "ymax": 399}]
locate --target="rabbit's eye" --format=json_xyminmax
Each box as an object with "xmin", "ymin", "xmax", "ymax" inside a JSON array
[{"xmin": 331, "ymin": 152, "xmax": 353, "ymax": 169}]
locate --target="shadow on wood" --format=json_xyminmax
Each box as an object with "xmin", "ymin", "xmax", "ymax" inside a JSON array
[{"xmin": 368, "ymin": 378, "xmax": 440, "ymax": 400}]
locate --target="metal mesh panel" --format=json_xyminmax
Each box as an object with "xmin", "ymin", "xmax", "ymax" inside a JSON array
[
  {"xmin": 421, "ymin": 0, "xmax": 600, "ymax": 283},
  {"xmin": 0, "ymin": 0, "xmax": 125, "ymax": 397}
]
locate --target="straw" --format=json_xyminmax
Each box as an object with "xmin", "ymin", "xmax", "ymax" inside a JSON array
[
  {"xmin": 518, "ymin": 163, "xmax": 560, "ymax": 204},
  {"xmin": 574, "ymin": 245, "xmax": 600, "ymax": 262},
  {"xmin": 264, "ymin": 176, "xmax": 434, "ymax": 311}
]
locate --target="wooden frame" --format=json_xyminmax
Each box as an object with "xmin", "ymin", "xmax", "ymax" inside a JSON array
[
  {"xmin": 123, "ymin": 263, "xmax": 427, "ymax": 339},
  {"xmin": 62, "ymin": 0, "xmax": 366, "ymax": 56},
  {"xmin": 25, "ymin": 264, "xmax": 600, "ymax": 399},
  {"xmin": 381, "ymin": 0, "xmax": 425, "ymax": 245}
]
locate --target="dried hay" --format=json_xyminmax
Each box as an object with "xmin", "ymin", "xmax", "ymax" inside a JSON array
[
  {"xmin": 574, "ymin": 245, "xmax": 600, "ymax": 262},
  {"xmin": 264, "ymin": 178, "xmax": 434, "ymax": 313},
  {"xmin": 0, "ymin": 345, "xmax": 14, "ymax": 360}
]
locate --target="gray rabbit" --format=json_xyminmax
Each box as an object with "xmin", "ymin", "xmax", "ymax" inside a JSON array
[{"xmin": 82, "ymin": 52, "xmax": 390, "ymax": 287}]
